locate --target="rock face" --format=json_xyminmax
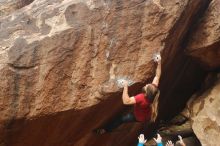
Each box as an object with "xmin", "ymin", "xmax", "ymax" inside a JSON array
[
  {"xmin": 184, "ymin": 1, "xmax": 220, "ymax": 144},
  {"xmin": 186, "ymin": 0, "xmax": 220, "ymax": 70},
  {"xmin": 183, "ymin": 73, "xmax": 220, "ymax": 146},
  {"xmin": 0, "ymin": 0, "xmax": 34, "ymax": 16},
  {"xmin": 0, "ymin": 0, "xmax": 211, "ymax": 146}
]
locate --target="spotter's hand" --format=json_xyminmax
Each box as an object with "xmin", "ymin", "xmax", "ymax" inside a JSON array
[
  {"xmin": 153, "ymin": 134, "xmax": 162, "ymax": 144},
  {"xmin": 166, "ymin": 140, "xmax": 174, "ymax": 146},
  {"xmin": 138, "ymin": 134, "xmax": 147, "ymax": 144},
  {"xmin": 178, "ymin": 135, "xmax": 185, "ymax": 145}
]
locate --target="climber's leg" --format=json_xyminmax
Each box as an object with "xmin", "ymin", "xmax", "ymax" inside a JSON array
[
  {"xmin": 106, "ymin": 112, "xmax": 137, "ymax": 132},
  {"xmin": 95, "ymin": 113, "xmax": 136, "ymax": 134}
]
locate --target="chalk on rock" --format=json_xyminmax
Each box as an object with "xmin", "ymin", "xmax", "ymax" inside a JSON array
[
  {"xmin": 116, "ymin": 77, "xmax": 134, "ymax": 88},
  {"xmin": 153, "ymin": 52, "xmax": 161, "ymax": 62},
  {"xmin": 152, "ymin": 0, "xmax": 164, "ymax": 9}
]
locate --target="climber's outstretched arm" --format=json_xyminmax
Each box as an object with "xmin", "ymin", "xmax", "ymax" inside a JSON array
[
  {"xmin": 152, "ymin": 56, "xmax": 161, "ymax": 87},
  {"xmin": 122, "ymin": 81, "xmax": 136, "ymax": 105}
]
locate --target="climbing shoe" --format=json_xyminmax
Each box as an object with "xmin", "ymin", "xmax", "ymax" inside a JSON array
[{"xmin": 93, "ymin": 128, "xmax": 106, "ymax": 135}]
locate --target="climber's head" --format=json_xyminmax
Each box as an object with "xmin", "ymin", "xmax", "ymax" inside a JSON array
[
  {"xmin": 142, "ymin": 84, "xmax": 159, "ymax": 101},
  {"xmin": 142, "ymin": 83, "xmax": 160, "ymax": 123}
]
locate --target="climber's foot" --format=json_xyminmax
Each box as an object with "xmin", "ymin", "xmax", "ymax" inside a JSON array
[{"xmin": 93, "ymin": 128, "xmax": 107, "ymax": 135}]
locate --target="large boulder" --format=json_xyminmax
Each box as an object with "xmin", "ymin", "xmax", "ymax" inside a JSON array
[
  {"xmin": 183, "ymin": 73, "xmax": 220, "ymax": 146},
  {"xmin": 0, "ymin": 0, "xmax": 209, "ymax": 145},
  {"xmin": 186, "ymin": 0, "xmax": 220, "ymax": 70}
]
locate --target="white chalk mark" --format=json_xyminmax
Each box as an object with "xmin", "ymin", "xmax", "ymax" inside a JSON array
[
  {"xmin": 116, "ymin": 77, "xmax": 134, "ymax": 88},
  {"xmin": 102, "ymin": 22, "xmax": 108, "ymax": 29},
  {"xmin": 109, "ymin": 63, "xmax": 116, "ymax": 80},
  {"xmin": 152, "ymin": 0, "xmax": 164, "ymax": 9},
  {"xmin": 152, "ymin": 52, "xmax": 161, "ymax": 62},
  {"xmin": 109, "ymin": 38, "xmax": 116, "ymax": 49},
  {"xmin": 105, "ymin": 50, "xmax": 110, "ymax": 59},
  {"xmin": 86, "ymin": 0, "xmax": 95, "ymax": 9}
]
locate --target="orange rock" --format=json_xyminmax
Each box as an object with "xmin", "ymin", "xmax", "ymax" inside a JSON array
[
  {"xmin": 186, "ymin": 0, "xmax": 220, "ymax": 70},
  {"xmin": 0, "ymin": 0, "xmax": 212, "ymax": 145}
]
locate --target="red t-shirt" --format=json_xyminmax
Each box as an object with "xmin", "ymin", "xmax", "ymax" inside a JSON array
[{"xmin": 134, "ymin": 93, "xmax": 151, "ymax": 122}]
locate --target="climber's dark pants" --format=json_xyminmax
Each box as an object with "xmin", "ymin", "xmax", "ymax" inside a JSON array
[{"xmin": 104, "ymin": 113, "xmax": 137, "ymax": 132}]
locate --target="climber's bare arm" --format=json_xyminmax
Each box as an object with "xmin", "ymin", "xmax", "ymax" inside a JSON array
[
  {"xmin": 152, "ymin": 58, "xmax": 161, "ymax": 87},
  {"xmin": 122, "ymin": 81, "xmax": 136, "ymax": 105}
]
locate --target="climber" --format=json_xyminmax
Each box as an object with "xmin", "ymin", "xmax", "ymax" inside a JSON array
[{"xmin": 94, "ymin": 53, "xmax": 161, "ymax": 134}]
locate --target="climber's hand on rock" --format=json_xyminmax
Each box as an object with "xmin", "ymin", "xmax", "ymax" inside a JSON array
[
  {"xmin": 138, "ymin": 134, "xmax": 147, "ymax": 144},
  {"xmin": 153, "ymin": 52, "xmax": 161, "ymax": 63},
  {"xmin": 153, "ymin": 133, "xmax": 162, "ymax": 144},
  {"xmin": 166, "ymin": 140, "xmax": 174, "ymax": 146},
  {"xmin": 122, "ymin": 80, "xmax": 128, "ymax": 87},
  {"xmin": 155, "ymin": 53, "xmax": 161, "ymax": 63}
]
